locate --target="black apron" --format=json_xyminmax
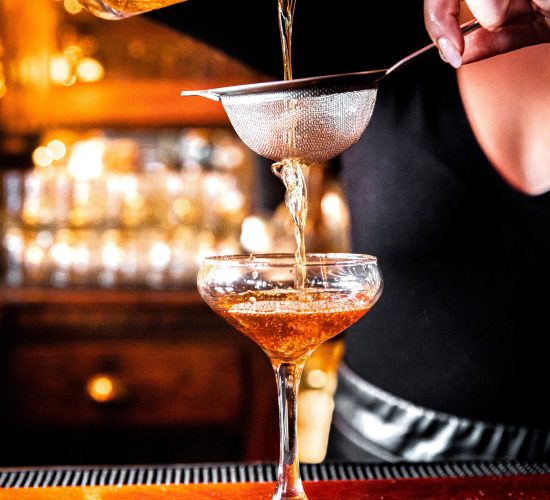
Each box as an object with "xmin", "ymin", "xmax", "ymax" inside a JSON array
[{"xmin": 331, "ymin": 51, "xmax": 550, "ymax": 460}]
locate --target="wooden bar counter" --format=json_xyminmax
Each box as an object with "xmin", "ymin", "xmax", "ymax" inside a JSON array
[
  {"xmin": 1, "ymin": 474, "xmax": 550, "ymax": 499},
  {"xmin": 1, "ymin": 461, "xmax": 550, "ymax": 499}
]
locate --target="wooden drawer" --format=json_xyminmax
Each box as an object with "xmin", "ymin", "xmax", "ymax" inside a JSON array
[{"xmin": 5, "ymin": 340, "xmax": 246, "ymax": 427}]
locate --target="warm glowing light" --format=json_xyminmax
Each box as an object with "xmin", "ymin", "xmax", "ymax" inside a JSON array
[
  {"xmin": 51, "ymin": 242, "xmax": 73, "ymax": 267},
  {"xmin": 36, "ymin": 231, "xmax": 54, "ymax": 248},
  {"xmin": 22, "ymin": 205, "xmax": 41, "ymax": 226},
  {"xmin": 216, "ymin": 191, "xmax": 244, "ymax": 214},
  {"xmin": 47, "ymin": 140, "xmax": 67, "ymax": 161},
  {"xmin": 64, "ymin": 45, "xmax": 82, "ymax": 62},
  {"xmin": 321, "ymin": 191, "xmax": 343, "ymax": 215},
  {"xmin": 25, "ymin": 245, "xmax": 44, "ymax": 266},
  {"xmin": 172, "ymin": 197, "xmax": 192, "ymax": 219},
  {"xmin": 124, "ymin": 192, "xmax": 145, "ymax": 211},
  {"xmin": 0, "ymin": 61, "xmax": 5, "ymax": 97},
  {"xmin": 86, "ymin": 375, "xmax": 115, "ymax": 403},
  {"xmin": 32, "ymin": 146, "xmax": 54, "ymax": 167},
  {"xmin": 150, "ymin": 241, "xmax": 171, "ymax": 270},
  {"xmin": 49, "ymin": 55, "xmax": 75, "ymax": 86},
  {"xmin": 204, "ymin": 174, "xmax": 224, "ymax": 197},
  {"xmin": 76, "ymin": 58, "xmax": 104, "ymax": 83},
  {"xmin": 321, "ymin": 190, "xmax": 349, "ymax": 227},
  {"xmin": 240, "ymin": 216, "xmax": 271, "ymax": 253},
  {"xmin": 306, "ymin": 369, "xmax": 329, "ymax": 389},
  {"xmin": 165, "ymin": 173, "xmax": 183, "ymax": 193},
  {"xmin": 4, "ymin": 228, "xmax": 24, "ymax": 253},
  {"xmin": 119, "ymin": 174, "xmax": 138, "ymax": 193},
  {"xmin": 64, "ymin": 0, "xmax": 84, "ymax": 14},
  {"xmin": 72, "ymin": 245, "xmax": 90, "ymax": 272},
  {"xmin": 102, "ymin": 242, "xmax": 122, "ymax": 269},
  {"xmin": 67, "ymin": 139, "xmax": 105, "ymax": 180}
]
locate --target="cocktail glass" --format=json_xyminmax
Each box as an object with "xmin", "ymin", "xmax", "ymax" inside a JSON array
[{"xmin": 197, "ymin": 253, "xmax": 382, "ymax": 499}]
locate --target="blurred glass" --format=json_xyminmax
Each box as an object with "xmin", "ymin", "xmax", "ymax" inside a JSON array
[
  {"xmin": 0, "ymin": 128, "xmax": 253, "ymax": 289},
  {"xmin": 77, "ymin": 0, "xmax": 188, "ymax": 19},
  {"xmin": 0, "ymin": 0, "xmax": 264, "ymax": 133}
]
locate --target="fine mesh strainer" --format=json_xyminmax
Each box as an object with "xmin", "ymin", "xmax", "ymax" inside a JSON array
[
  {"xmin": 182, "ymin": 72, "xmax": 381, "ymax": 165},
  {"xmin": 182, "ymin": 20, "xmax": 479, "ymax": 165}
]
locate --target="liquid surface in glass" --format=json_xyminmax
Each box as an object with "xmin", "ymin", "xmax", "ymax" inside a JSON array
[{"xmin": 211, "ymin": 288, "xmax": 372, "ymax": 364}]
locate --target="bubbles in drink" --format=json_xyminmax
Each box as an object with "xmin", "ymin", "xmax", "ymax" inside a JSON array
[{"xmin": 215, "ymin": 288, "xmax": 372, "ymax": 363}]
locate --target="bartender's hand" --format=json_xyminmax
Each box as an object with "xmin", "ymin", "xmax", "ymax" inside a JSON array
[{"xmin": 424, "ymin": 0, "xmax": 550, "ymax": 67}]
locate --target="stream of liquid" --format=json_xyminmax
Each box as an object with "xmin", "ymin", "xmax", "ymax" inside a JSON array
[
  {"xmin": 276, "ymin": 0, "xmax": 309, "ymax": 290},
  {"xmin": 278, "ymin": 0, "xmax": 296, "ymax": 81},
  {"xmin": 272, "ymin": 159, "xmax": 308, "ymax": 288}
]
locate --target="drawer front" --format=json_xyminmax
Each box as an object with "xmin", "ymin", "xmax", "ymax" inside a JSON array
[{"xmin": 6, "ymin": 340, "xmax": 246, "ymax": 427}]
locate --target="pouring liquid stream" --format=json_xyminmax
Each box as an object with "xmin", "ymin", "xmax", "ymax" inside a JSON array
[
  {"xmin": 272, "ymin": 160, "xmax": 308, "ymax": 290},
  {"xmin": 276, "ymin": 0, "xmax": 309, "ymax": 292},
  {"xmin": 279, "ymin": 0, "xmax": 296, "ymax": 80}
]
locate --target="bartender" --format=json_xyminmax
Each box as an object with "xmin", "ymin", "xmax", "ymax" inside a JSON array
[{"xmin": 146, "ymin": 0, "xmax": 550, "ymax": 462}]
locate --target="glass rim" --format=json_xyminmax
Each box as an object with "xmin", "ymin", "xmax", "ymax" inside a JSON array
[{"xmin": 200, "ymin": 252, "xmax": 378, "ymax": 267}]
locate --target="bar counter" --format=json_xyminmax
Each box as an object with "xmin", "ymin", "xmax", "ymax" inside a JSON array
[{"xmin": 2, "ymin": 461, "xmax": 549, "ymax": 499}]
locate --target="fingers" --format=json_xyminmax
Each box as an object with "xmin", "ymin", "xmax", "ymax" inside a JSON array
[
  {"xmin": 464, "ymin": 0, "xmax": 512, "ymax": 30},
  {"xmin": 424, "ymin": 0, "xmax": 464, "ymax": 67},
  {"xmin": 532, "ymin": 0, "xmax": 550, "ymax": 19},
  {"xmin": 462, "ymin": 14, "xmax": 550, "ymax": 63},
  {"xmin": 424, "ymin": 0, "xmax": 550, "ymax": 67}
]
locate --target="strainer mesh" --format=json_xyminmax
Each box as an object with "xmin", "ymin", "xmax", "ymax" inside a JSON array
[{"xmin": 222, "ymin": 87, "xmax": 377, "ymax": 164}]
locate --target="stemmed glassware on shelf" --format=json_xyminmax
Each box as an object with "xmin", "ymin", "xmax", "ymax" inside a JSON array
[{"xmin": 198, "ymin": 253, "xmax": 382, "ymax": 499}]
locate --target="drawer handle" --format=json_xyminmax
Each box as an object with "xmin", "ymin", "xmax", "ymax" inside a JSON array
[{"xmin": 85, "ymin": 373, "xmax": 128, "ymax": 404}]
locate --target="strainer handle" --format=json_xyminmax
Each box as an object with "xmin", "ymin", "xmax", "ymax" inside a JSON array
[
  {"xmin": 385, "ymin": 19, "xmax": 481, "ymax": 76},
  {"xmin": 180, "ymin": 90, "xmax": 221, "ymax": 101}
]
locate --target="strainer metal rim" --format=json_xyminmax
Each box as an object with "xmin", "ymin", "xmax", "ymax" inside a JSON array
[{"xmin": 181, "ymin": 69, "xmax": 386, "ymax": 101}]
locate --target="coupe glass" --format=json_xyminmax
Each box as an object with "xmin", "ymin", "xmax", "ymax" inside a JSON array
[{"xmin": 197, "ymin": 253, "xmax": 382, "ymax": 499}]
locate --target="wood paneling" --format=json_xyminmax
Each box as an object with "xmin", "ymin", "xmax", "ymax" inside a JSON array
[{"xmin": 0, "ymin": 288, "xmax": 277, "ymax": 464}]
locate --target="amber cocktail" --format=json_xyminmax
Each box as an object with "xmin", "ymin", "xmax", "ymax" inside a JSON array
[{"xmin": 198, "ymin": 253, "xmax": 382, "ymax": 500}]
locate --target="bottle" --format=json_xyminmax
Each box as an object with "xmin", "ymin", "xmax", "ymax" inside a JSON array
[{"xmin": 77, "ymin": 0, "xmax": 188, "ymax": 20}]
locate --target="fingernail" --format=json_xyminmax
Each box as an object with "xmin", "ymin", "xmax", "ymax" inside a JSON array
[{"xmin": 437, "ymin": 37, "xmax": 462, "ymax": 68}]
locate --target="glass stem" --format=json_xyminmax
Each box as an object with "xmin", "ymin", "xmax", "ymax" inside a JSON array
[{"xmin": 272, "ymin": 361, "xmax": 307, "ymax": 500}]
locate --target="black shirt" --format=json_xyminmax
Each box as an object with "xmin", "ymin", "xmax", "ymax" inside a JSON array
[
  {"xmin": 342, "ymin": 52, "xmax": 550, "ymax": 427},
  {"xmin": 147, "ymin": 0, "xmax": 430, "ymax": 79}
]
